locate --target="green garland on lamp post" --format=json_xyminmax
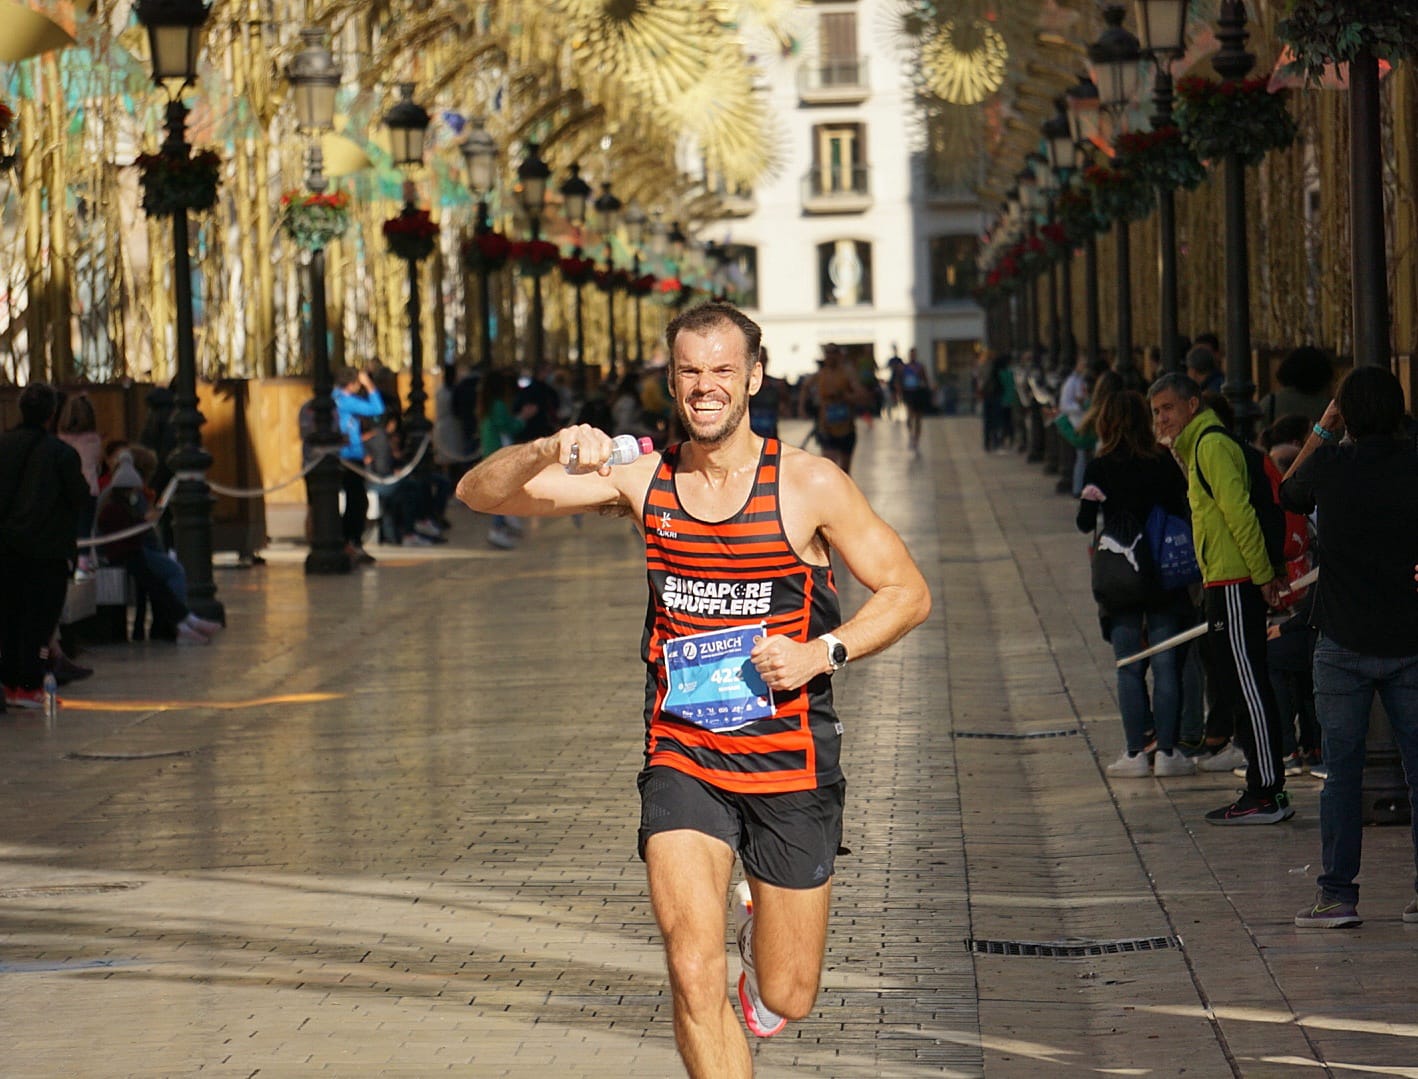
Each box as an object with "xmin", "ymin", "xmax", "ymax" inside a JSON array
[
  {"xmin": 135, "ymin": 148, "xmax": 222, "ymax": 216},
  {"xmin": 1175, "ymin": 77, "xmax": 1298, "ymax": 167},
  {"xmin": 1277, "ymin": 0, "xmax": 1418, "ymax": 84},
  {"xmin": 1113, "ymin": 126, "xmax": 1206, "ymax": 192}
]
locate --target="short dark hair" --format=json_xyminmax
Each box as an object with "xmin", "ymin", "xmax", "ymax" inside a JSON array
[
  {"xmin": 1147, "ymin": 372, "xmax": 1201, "ymax": 402},
  {"xmin": 1202, "ymin": 390, "xmax": 1234, "ymax": 429},
  {"xmin": 665, "ymin": 302, "xmax": 763, "ymax": 369},
  {"xmin": 1184, "ymin": 345, "xmax": 1216, "ymax": 374},
  {"xmin": 1260, "ymin": 413, "xmax": 1311, "ymax": 450},
  {"xmin": 1338, "ymin": 364, "xmax": 1406, "ymax": 439},
  {"xmin": 18, "ymin": 382, "xmax": 58, "ymax": 426},
  {"xmin": 1275, "ymin": 346, "xmax": 1334, "ymax": 395},
  {"xmin": 1194, "ymin": 332, "xmax": 1220, "ymax": 353},
  {"xmin": 335, "ymin": 366, "xmax": 361, "ymax": 387}
]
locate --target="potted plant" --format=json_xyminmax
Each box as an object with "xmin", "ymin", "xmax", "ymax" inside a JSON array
[
  {"xmin": 512, "ymin": 238, "xmax": 559, "ymax": 277},
  {"xmin": 134, "ymin": 147, "xmax": 222, "ymax": 216},
  {"xmin": 627, "ymin": 273, "xmax": 657, "ymax": 297},
  {"xmin": 460, "ymin": 229, "xmax": 512, "ymax": 273},
  {"xmin": 1175, "ymin": 76, "xmax": 1297, "ymax": 167},
  {"xmin": 1054, "ymin": 186, "xmax": 1105, "ymax": 245},
  {"xmin": 279, "ymin": 189, "xmax": 351, "ymax": 251},
  {"xmin": 382, "ymin": 207, "xmax": 439, "ymax": 261},
  {"xmin": 1277, "ymin": 0, "xmax": 1418, "ymax": 83},
  {"xmin": 595, "ymin": 267, "xmax": 631, "ymax": 293},
  {"xmin": 559, "ymin": 253, "xmax": 597, "ymax": 286},
  {"xmin": 1082, "ymin": 161, "xmax": 1155, "ymax": 224},
  {"xmin": 1113, "ymin": 126, "xmax": 1206, "ymax": 191}
]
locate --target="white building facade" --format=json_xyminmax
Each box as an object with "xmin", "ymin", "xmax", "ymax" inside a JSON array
[{"xmin": 705, "ymin": 0, "xmax": 987, "ymax": 406}]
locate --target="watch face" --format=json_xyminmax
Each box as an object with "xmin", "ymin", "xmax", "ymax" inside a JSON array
[{"xmin": 830, "ymin": 642, "xmax": 848, "ymax": 665}]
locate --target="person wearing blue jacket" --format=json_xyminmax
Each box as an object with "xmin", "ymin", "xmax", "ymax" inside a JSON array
[{"xmin": 332, "ymin": 366, "xmax": 385, "ymax": 564}]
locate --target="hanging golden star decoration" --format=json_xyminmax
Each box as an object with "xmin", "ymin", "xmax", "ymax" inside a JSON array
[
  {"xmin": 543, "ymin": 0, "xmax": 777, "ymax": 186},
  {"xmin": 921, "ymin": 16, "xmax": 1009, "ymax": 105},
  {"xmin": 889, "ymin": 1, "xmax": 1090, "ymax": 198}
]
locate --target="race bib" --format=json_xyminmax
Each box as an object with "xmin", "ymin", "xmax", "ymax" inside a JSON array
[{"xmin": 662, "ymin": 623, "xmax": 774, "ymax": 732}]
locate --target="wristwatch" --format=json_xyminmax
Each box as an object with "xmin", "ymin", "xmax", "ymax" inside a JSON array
[{"xmin": 820, "ymin": 633, "xmax": 848, "ymax": 673}]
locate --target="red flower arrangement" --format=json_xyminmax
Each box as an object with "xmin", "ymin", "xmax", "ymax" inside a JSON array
[
  {"xmin": 626, "ymin": 273, "xmax": 657, "ymax": 297},
  {"xmin": 461, "ymin": 229, "xmax": 511, "ymax": 273},
  {"xmin": 595, "ymin": 267, "xmax": 631, "ymax": 293},
  {"xmin": 383, "ymin": 207, "xmax": 439, "ymax": 261},
  {"xmin": 512, "ymin": 238, "xmax": 560, "ymax": 277},
  {"xmin": 655, "ymin": 276, "xmax": 695, "ymax": 308},
  {"xmin": 1113, "ymin": 125, "xmax": 1205, "ymax": 191},
  {"xmin": 279, "ymin": 189, "xmax": 351, "ymax": 251},
  {"xmin": 1175, "ymin": 76, "xmax": 1297, "ymax": 167},
  {"xmin": 558, "ymin": 253, "xmax": 597, "ymax": 286},
  {"xmin": 1083, "ymin": 162, "xmax": 1155, "ymax": 223},
  {"xmin": 135, "ymin": 147, "xmax": 222, "ymax": 217},
  {"xmin": 0, "ymin": 102, "xmax": 13, "ymax": 133}
]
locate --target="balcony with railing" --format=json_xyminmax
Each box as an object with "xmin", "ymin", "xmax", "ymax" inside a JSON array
[
  {"xmin": 701, "ymin": 176, "xmax": 756, "ymax": 218},
  {"xmin": 801, "ymin": 164, "xmax": 872, "ymax": 214},
  {"xmin": 797, "ymin": 56, "xmax": 870, "ymax": 104}
]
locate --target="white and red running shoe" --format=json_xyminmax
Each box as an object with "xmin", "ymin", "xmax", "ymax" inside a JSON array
[{"xmin": 733, "ymin": 880, "xmax": 787, "ymax": 1038}]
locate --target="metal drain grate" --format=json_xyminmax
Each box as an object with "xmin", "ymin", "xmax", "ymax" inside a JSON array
[
  {"xmin": 65, "ymin": 749, "xmax": 196, "ymax": 761},
  {"xmin": 0, "ymin": 881, "xmax": 145, "ymax": 899},
  {"xmin": 953, "ymin": 729, "xmax": 1080, "ymax": 740},
  {"xmin": 967, "ymin": 935, "xmax": 1180, "ymax": 957}
]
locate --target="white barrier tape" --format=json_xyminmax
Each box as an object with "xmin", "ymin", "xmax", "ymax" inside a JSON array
[
  {"xmin": 1113, "ymin": 567, "xmax": 1322, "ymax": 668},
  {"xmin": 336, "ymin": 435, "xmax": 431, "ymax": 485},
  {"xmin": 77, "ymin": 477, "xmax": 181, "ymax": 550},
  {"xmin": 203, "ymin": 451, "xmax": 332, "ymax": 499}
]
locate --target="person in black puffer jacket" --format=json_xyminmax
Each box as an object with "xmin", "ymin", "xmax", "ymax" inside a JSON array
[
  {"xmin": 0, "ymin": 383, "xmax": 89, "ymax": 710},
  {"xmin": 1076, "ymin": 390, "xmax": 1196, "ymax": 779}
]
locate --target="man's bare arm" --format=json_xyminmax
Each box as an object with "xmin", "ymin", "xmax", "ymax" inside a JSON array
[
  {"xmin": 816, "ymin": 466, "xmax": 932, "ymax": 661},
  {"xmin": 455, "ymin": 425, "xmax": 649, "ymax": 518},
  {"xmin": 750, "ymin": 458, "xmax": 931, "ymax": 691}
]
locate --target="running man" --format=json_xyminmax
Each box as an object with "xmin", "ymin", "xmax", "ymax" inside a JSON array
[
  {"xmin": 808, "ymin": 343, "xmax": 869, "ymax": 474},
  {"xmin": 456, "ymin": 302, "xmax": 931, "ymax": 1078},
  {"xmin": 900, "ymin": 347, "xmax": 932, "ymax": 454}
]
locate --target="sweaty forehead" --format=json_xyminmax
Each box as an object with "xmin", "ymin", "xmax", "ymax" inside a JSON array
[{"xmin": 673, "ymin": 327, "xmax": 751, "ymax": 369}]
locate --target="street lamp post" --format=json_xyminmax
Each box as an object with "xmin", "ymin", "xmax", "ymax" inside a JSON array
[
  {"xmin": 1044, "ymin": 98, "xmax": 1079, "ymax": 368},
  {"xmin": 1067, "ymin": 74, "xmax": 1103, "ymax": 370},
  {"xmin": 1029, "ymin": 152, "xmax": 1061, "ymax": 370},
  {"xmin": 593, "ymin": 181, "xmax": 622, "ymax": 376},
  {"xmin": 624, "ymin": 201, "xmax": 647, "ymax": 366},
  {"xmin": 459, "ymin": 117, "xmax": 497, "ymax": 372},
  {"xmin": 134, "ymin": 0, "xmax": 223, "ymax": 623},
  {"xmin": 1090, "ymin": 2, "xmax": 1142, "ymax": 385},
  {"xmin": 559, "ymin": 164, "xmax": 592, "ymax": 397},
  {"xmin": 517, "ymin": 142, "xmax": 550, "ymax": 368},
  {"xmin": 1016, "ymin": 168, "xmax": 1041, "ymax": 354},
  {"xmin": 286, "ymin": 27, "xmax": 348, "ymax": 576},
  {"xmin": 382, "ymin": 83, "xmax": 432, "ymax": 448},
  {"xmin": 1211, "ymin": 0, "xmax": 1260, "ymax": 441},
  {"xmin": 1136, "ymin": 0, "xmax": 1190, "ymax": 374}
]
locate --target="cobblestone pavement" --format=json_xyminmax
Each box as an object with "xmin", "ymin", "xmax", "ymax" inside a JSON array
[{"xmin": 2, "ymin": 417, "xmax": 1417, "ymax": 1078}]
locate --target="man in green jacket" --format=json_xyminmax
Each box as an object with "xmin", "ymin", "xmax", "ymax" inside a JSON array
[{"xmin": 1149, "ymin": 373, "xmax": 1292, "ymax": 825}]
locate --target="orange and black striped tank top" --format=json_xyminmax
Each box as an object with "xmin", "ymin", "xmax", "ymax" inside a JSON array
[{"xmin": 641, "ymin": 437, "xmax": 843, "ymax": 794}]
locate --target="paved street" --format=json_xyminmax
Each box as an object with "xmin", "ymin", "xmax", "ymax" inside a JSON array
[{"xmin": 3, "ymin": 416, "xmax": 1418, "ymax": 1078}]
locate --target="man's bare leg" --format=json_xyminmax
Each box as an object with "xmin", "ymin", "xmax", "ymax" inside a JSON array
[
  {"xmin": 645, "ymin": 830, "xmax": 749, "ymax": 1079},
  {"xmin": 743, "ymin": 876, "xmax": 832, "ymax": 1021}
]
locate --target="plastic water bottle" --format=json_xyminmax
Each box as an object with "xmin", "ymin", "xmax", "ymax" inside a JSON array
[
  {"xmin": 42, "ymin": 672, "xmax": 58, "ymax": 722},
  {"xmin": 566, "ymin": 434, "xmax": 655, "ymax": 473}
]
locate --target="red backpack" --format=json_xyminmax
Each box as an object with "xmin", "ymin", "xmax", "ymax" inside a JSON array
[{"xmin": 1260, "ymin": 453, "xmax": 1312, "ymax": 609}]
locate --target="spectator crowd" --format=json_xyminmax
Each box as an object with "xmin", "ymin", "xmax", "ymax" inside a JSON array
[{"xmin": 978, "ymin": 334, "xmax": 1418, "ymax": 929}]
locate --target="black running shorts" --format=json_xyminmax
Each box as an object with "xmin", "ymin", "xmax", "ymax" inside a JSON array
[
  {"xmin": 818, "ymin": 429, "xmax": 857, "ymax": 457},
  {"xmin": 636, "ymin": 765, "xmax": 845, "ymax": 890}
]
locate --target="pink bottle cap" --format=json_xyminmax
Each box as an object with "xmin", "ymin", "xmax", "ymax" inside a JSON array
[{"xmin": 636, "ymin": 436, "xmax": 655, "ymax": 456}]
